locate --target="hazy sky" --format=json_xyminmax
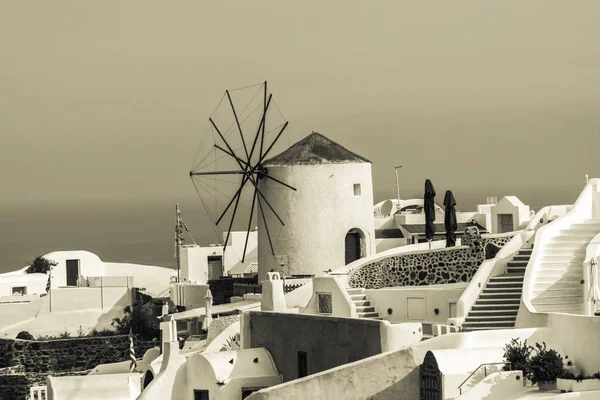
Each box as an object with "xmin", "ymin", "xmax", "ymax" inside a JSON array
[{"xmin": 2, "ymin": 1, "xmax": 600, "ymax": 211}]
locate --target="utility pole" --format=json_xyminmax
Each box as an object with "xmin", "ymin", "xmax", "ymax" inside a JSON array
[{"xmin": 394, "ymin": 165, "xmax": 403, "ymax": 205}]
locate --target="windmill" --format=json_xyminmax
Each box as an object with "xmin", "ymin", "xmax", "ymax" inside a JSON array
[{"xmin": 189, "ymin": 82, "xmax": 296, "ymax": 265}]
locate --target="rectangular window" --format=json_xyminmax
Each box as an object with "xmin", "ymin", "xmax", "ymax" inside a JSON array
[
  {"xmin": 353, "ymin": 183, "xmax": 361, "ymax": 196},
  {"xmin": 317, "ymin": 293, "xmax": 332, "ymax": 314},
  {"xmin": 297, "ymin": 351, "xmax": 308, "ymax": 378},
  {"xmin": 193, "ymin": 389, "xmax": 209, "ymax": 400},
  {"xmin": 12, "ymin": 286, "xmax": 27, "ymax": 296}
]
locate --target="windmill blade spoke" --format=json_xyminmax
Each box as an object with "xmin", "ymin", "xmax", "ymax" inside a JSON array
[
  {"xmin": 215, "ymin": 176, "xmax": 249, "ymax": 225},
  {"xmin": 260, "ymin": 81, "xmax": 268, "ymax": 157},
  {"xmin": 258, "ymin": 172, "xmax": 297, "ymax": 191},
  {"xmin": 257, "ymin": 196, "xmax": 275, "ymax": 256},
  {"xmin": 190, "ymin": 170, "xmax": 245, "ymax": 176},
  {"xmin": 209, "ymin": 117, "xmax": 247, "ymax": 172},
  {"xmin": 258, "ymin": 121, "xmax": 289, "ymax": 164},
  {"xmin": 241, "ymin": 184, "xmax": 259, "ymax": 263},
  {"xmin": 214, "ymin": 145, "xmax": 251, "ymax": 170},
  {"xmin": 249, "ymin": 177, "xmax": 285, "ymax": 226},
  {"xmin": 223, "ymin": 182, "xmax": 244, "ymax": 253},
  {"xmin": 248, "ymin": 93, "xmax": 272, "ymax": 165},
  {"xmin": 226, "ymin": 90, "xmax": 250, "ymax": 161}
]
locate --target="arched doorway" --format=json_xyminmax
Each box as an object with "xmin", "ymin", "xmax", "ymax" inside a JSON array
[
  {"xmin": 344, "ymin": 228, "xmax": 366, "ymax": 265},
  {"xmin": 420, "ymin": 351, "xmax": 442, "ymax": 400},
  {"xmin": 143, "ymin": 370, "xmax": 154, "ymax": 389}
]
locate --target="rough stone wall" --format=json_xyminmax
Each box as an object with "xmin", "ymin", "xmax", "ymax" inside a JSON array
[
  {"xmin": 206, "ymin": 315, "xmax": 240, "ymax": 346},
  {"xmin": 0, "ymin": 335, "xmax": 157, "ymax": 372},
  {"xmin": 348, "ymin": 229, "xmax": 516, "ymax": 289}
]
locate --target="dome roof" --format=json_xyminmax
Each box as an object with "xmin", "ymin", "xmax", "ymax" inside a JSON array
[{"xmin": 263, "ymin": 132, "xmax": 371, "ymax": 166}]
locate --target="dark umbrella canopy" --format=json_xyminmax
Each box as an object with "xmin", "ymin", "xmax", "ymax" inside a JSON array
[
  {"xmin": 443, "ymin": 190, "xmax": 457, "ymax": 247},
  {"xmin": 424, "ymin": 179, "xmax": 437, "ymax": 243}
]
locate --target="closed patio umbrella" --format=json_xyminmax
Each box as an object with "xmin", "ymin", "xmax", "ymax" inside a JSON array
[
  {"xmin": 588, "ymin": 257, "xmax": 600, "ymax": 308},
  {"xmin": 443, "ymin": 190, "xmax": 457, "ymax": 247},
  {"xmin": 202, "ymin": 289, "xmax": 214, "ymax": 331},
  {"xmin": 424, "ymin": 179, "xmax": 437, "ymax": 250}
]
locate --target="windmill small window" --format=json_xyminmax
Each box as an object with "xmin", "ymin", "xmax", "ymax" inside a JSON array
[{"xmin": 353, "ymin": 183, "xmax": 361, "ymax": 196}]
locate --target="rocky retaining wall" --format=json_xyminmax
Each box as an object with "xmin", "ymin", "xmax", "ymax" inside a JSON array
[
  {"xmin": 0, "ymin": 335, "xmax": 157, "ymax": 372},
  {"xmin": 348, "ymin": 229, "xmax": 515, "ymax": 289}
]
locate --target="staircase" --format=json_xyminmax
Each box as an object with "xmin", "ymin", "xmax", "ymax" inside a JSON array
[
  {"xmin": 345, "ymin": 288, "xmax": 382, "ymax": 319},
  {"xmin": 462, "ymin": 247, "xmax": 531, "ymax": 331},
  {"xmin": 530, "ymin": 219, "xmax": 600, "ymax": 314}
]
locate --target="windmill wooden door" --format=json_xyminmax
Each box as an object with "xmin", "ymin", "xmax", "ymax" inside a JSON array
[{"xmin": 345, "ymin": 232, "xmax": 360, "ymax": 265}]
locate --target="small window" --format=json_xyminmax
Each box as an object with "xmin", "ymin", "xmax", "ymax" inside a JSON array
[
  {"xmin": 297, "ymin": 351, "xmax": 308, "ymax": 378},
  {"xmin": 317, "ymin": 293, "xmax": 332, "ymax": 314},
  {"xmin": 353, "ymin": 183, "xmax": 361, "ymax": 196},
  {"xmin": 12, "ymin": 286, "xmax": 27, "ymax": 296},
  {"xmin": 194, "ymin": 390, "xmax": 209, "ymax": 400}
]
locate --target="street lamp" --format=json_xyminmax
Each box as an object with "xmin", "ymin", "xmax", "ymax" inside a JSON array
[{"xmin": 394, "ymin": 165, "xmax": 403, "ymax": 205}]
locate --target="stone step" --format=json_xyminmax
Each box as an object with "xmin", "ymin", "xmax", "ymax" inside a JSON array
[
  {"xmin": 532, "ymin": 290, "xmax": 582, "ymax": 300},
  {"xmin": 462, "ymin": 325, "xmax": 514, "ymax": 331},
  {"xmin": 481, "ymin": 286, "xmax": 521, "ymax": 295},
  {"xmin": 468, "ymin": 310, "xmax": 518, "ymax": 317},
  {"xmin": 518, "ymin": 249, "xmax": 533, "ymax": 255},
  {"xmin": 507, "ymin": 260, "xmax": 528, "ymax": 267},
  {"xmin": 507, "ymin": 267, "xmax": 526, "ymax": 274},
  {"xmin": 558, "ymin": 230, "xmax": 598, "ymax": 238},
  {"xmin": 549, "ymin": 236, "xmax": 591, "ymax": 243},
  {"xmin": 346, "ymin": 288, "xmax": 364, "ymax": 295},
  {"xmin": 489, "ymin": 275, "xmax": 524, "ymax": 282},
  {"xmin": 465, "ymin": 314, "xmax": 517, "ymax": 321},
  {"xmin": 462, "ymin": 321, "xmax": 516, "ymax": 329},
  {"xmin": 358, "ymin": 312, "xmax": 380, "ymax": 318},
  {"xmin": 545, "ymin": 243, "xmax": 588, "ymax": 250},
  {"xmin": 471, "ymin": 303, "xmax": 519, "ymax": 311},
  {"xmin": 479, "ymin": 293, "xmax": 521, "ymax": 299},
  {"xmin": 535, "ymin": 276, "xmax": 582, "ymax": 284},
  {"xmin": 356, "ymin": 306, "xmax": 375, "ymax": 313},
  {"xmin": 350, "ymin": 294, "xmax": 367, "ymax": 301},
  {"xmin": 542, "ymin": 249, "xmax": 585, "ymax": 262},
  {"xmin": 485, "ymin": 282, "xmax": 523, "ymax": 289},
  {"xmin": 534, "ymin": 304, "xmax": 583, "ymax": 313},
  {"xmin": 352, "ymin": 300, "xmax": 371, "ymax": 307},
  {"xmin": 542, "ymin": 255, "xmax": 585, "ymax": 262},
  {"xmin": 513, "ymin": 255, "xmax": 532, "ymax": 262},
  {"xmin": 475, "ymin": 299, "xmax": 520, "ymax": 305},
  {"xmin": 532, "ymin": 282, "xmax": 583, "ymax": 291},
  {"xmin": 532, "ymin": 296, "xmax": 583, "ymax": 305}
]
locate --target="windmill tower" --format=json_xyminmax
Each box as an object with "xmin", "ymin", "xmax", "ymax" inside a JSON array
[{"xmin": 257, "ymin": 132, "xmax": 375, "ymax": 280}]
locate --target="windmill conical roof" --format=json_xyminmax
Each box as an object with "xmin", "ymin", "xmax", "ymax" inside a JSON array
[{"xmin": 263, "ymin": 132, "xmax": 371, "ymax": 166}]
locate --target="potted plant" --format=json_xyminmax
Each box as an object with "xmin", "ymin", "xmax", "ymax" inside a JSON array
[
  {"xmin": 502, "ymin": 338, "xmax": 532, "ymax": 386},
  {"xmin": 529, "ymin": 342, "xmax": 563, "ymax": 391},
  {"xmin": 557, "ymin": 371, "xmax": 600, "ymax": 393}
]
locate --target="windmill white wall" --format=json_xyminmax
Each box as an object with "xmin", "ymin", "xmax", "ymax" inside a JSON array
[{"xmin": 257, "ymin": 133, "xmax": 375, "ymax": 280}]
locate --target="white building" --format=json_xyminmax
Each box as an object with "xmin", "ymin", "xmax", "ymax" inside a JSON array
[{"xmin": 257, "ymin": 132, "xmax": 376, "ymax": 280}]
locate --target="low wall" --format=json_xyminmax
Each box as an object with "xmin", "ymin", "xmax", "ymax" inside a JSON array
[
  {"xmin": 0, "ymin": 335, "xmax": 157, "ymax": 373},
  {"xmin": 366, "ymin": 284, "xmax": 466, "ymax": 324},
  {"xmin": 247, "ymin": 347, "xmax": 419, "ymax": 400},
  {"xmin": 348, "ymin": 230, "xmax": 514, "ymax": 289}
]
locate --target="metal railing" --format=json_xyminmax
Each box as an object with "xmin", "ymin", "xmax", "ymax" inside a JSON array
[{"xmin": 458, "ymin": 362, "xmax": 508, "ymax": 395}]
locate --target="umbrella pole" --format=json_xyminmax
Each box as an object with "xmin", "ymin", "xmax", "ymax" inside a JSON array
[{"xmin": 429, "ymin": 240, "xmax": 431, "ymax": 250}]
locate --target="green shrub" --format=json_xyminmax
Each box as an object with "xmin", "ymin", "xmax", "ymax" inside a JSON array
[
  {"xmin": 15, "ymin": 331, "xmax": 34, "ymax": 340},
  {"xmin": 529, "ymin": 342, "xmax": 563, "ymax": 384},
  {"xmin": 26, "ymin": 256, "xmax": 57, "ymax": 274},
  {"xmin": 502, "ymin": 338, "xmax": 532, "ymax": 378}
]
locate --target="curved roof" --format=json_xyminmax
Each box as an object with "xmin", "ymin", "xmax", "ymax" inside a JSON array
[{"xmin": 264, "ymin": 132, "xmax": 371, "ymax": 166}]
